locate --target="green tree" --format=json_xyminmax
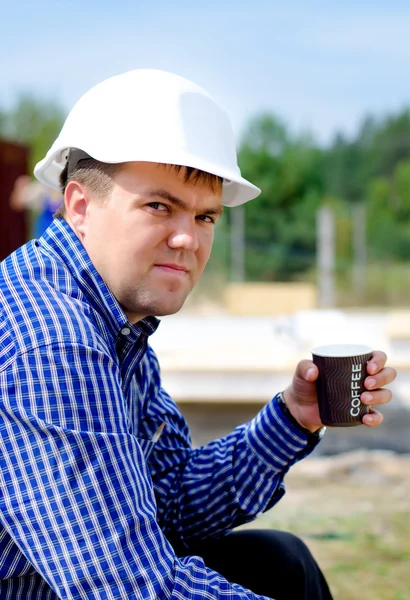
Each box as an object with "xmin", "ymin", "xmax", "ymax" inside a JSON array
[
  {"xmin": 323, "ymin": 131, "xmax": 367, "ymax": 204},
  {"xmin": 238, "ymin": 114, "xmax": 324, "ymax": 280},
  {"xmin": 366, "ymin": 111, "xmax": 410, "ymax": 179},
  {"xmin": 366, "ymin": 160, "xmax": 410, "ymax": 261},
  {"xmin": 0, "ymin": 94, "xmax": 65, "ymax": 173},
  {"xmin": 394, "ymin": 159, "xmax": 410, "ymax": 220}
]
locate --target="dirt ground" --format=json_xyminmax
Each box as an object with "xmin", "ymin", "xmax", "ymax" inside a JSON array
[{"xmin": 246, "ymin": 450, "xmax": 410, "ymax": 600}]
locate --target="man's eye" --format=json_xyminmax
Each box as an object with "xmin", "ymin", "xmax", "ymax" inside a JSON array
[
  {"xmin": 197, "ymin": 215, "xmax": 215, "ymax": 224},
  {"xmin": 148, "ymin": 202, "xmax": 168, "ymax": 211}
]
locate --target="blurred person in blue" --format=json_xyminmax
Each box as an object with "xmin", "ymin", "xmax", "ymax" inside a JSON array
[
  {"xmin": 9, "ymin": 174, "xmax": 63, "ymax": 238},
  {"xmin": 0, "ymin": 69, "xmax": 396, "ymax": 599}
]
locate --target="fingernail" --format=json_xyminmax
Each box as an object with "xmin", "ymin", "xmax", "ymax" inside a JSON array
[
  {"xmin": 367, "ymin": 378, "xmax": 377, "ymax": 389},
  {"xmin": 366, "ymin": 415, "xmax": 374, "ymax": 424},
  {"xmin": 368, "ymin": 363, "xmax": 377, "ymax": 374},
  {"xmin": 306, "ymin": 368, "xmax": 315, "ymax": 379},
  {"xmin": 362, "ymin": 393, "xmax": 373, "ymax": 404}
]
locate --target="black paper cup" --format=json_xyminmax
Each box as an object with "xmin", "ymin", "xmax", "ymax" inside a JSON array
[{"xmin": 312, "ymin": 344, "xmax": 373, "ymax": 427}]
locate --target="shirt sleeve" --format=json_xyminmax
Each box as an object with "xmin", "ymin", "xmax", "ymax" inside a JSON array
[
  {"xmin": 145, "ymin": 347, "xmax": 321, "ymax": 546},
  {"xmin": 0, "ymin": 342, "xmax": 273, "ymax": 600}
]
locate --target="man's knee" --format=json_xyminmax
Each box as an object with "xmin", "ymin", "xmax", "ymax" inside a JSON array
[
  {"xmin": 180, "ymin": 529, "xmax": 333, "ymax": 599},
  {"xmin": 263, "ymin": 530, "xmax": 315, "ymax": 575},
  {"xmin": 235, "ymin": 529, "xmax": 314, "ymax": 572}
]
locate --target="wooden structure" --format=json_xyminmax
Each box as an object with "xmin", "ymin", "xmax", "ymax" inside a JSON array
[{"xmin": 0, "ymin": 139, "xmax": 29, "ymax": 261}]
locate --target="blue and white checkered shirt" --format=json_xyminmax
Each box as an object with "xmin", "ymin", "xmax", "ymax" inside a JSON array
[{"xmin": 0, "ymin": 219, "xmax": 319, "ymax": 599}]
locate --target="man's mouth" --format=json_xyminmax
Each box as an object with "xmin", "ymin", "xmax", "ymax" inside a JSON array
[{"xmin": 154, "ymin": 263, "xmax": 189, "ymax": 275}]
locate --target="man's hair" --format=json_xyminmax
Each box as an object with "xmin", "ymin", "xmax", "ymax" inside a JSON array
[
  {"xmin": 55, "ymin": 160, "xmax": 123, "ymax": 219},
  {"xmin": 54, "ymin": 159, "xmax": 223, "ymax": 220}
]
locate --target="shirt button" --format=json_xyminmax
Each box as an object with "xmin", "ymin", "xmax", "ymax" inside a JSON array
[{"xmin": 121, "ymin": 326, "xmax": 131, "ymax": 336}]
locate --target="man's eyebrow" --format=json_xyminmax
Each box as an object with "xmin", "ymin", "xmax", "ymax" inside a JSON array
[{"xmin": 146, "ymin": 188, "xmax": 224, "ymax": 216}]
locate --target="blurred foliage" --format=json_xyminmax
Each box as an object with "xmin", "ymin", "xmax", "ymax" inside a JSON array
[
  {"xmin": 238, "ymin": 114, "xmax": 325, "ymax": 280},
  {"xmin": 227, "ymin": 107, "xmax": 410, "ymax": 305},
  {"xmin": 234, "ymin": 109, "xmax": 410, "ymax": 283},
  {"xmin": 0, "ymin": 94, "xmax": 65, "ymax": 173}
]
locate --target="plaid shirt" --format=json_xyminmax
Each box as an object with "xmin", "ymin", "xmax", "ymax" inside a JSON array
[{"xmin": 0, "ymin": 219, "xmax": 319, "ymax": 599}]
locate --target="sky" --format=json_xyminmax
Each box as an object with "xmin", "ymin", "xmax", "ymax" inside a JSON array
[{"xmin": 2, "ymin": 0, "xmax": 410, "ymax": 145}]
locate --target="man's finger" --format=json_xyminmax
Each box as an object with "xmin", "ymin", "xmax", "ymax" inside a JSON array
[
  {"xmin": 361, "ymin": 388, "xmax": 392, "ymax": 406},
  {"xmin": 295, "ymin": 360, "xmax": 319, "ymax": 382},
  {"xmin": 362, "ymin": 407, "xmax": 384, "ymax": 428},
  {"xmin": 364, "ymin": 366, "xmax": 397, "ymax": 390},
  {"xmin": 367, "ymin": 351, "xmax": 388, "ymax": 375}
]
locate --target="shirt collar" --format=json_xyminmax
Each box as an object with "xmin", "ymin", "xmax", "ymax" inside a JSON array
[{"xmin": 40, "ymin": 219, "xmax": 160, "ymax": 340}]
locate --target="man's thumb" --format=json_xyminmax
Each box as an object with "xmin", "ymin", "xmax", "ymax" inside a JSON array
[{"xmin": 295, "ymin": 360, "xmax": 318, "ymax": 383}]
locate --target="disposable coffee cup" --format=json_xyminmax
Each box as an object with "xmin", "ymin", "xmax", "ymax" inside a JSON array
[{"xmin": 311, "ymin": 344, "xmax": 373, "ymax": 427}]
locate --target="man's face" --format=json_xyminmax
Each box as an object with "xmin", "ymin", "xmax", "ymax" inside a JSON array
[{"xmin": 72, "ymin": 162, "xmax": 223, "ymax": 323}]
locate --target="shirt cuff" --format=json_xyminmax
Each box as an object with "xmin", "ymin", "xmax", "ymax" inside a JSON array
[{"xmin": 246, "ymin": 393, "xmax": 324, "ymax": 471}]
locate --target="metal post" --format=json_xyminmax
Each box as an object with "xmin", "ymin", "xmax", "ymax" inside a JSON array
[
  {"xmin": 230, "ymin": 205, "xmax": 245, "ymax": 282},
  {"xmin": 317, "ymin": 206, "xmax": 335, "ymax": 308},
  {"xmin": 352, "ymin": 203, "xmax": 367, "ymax": 296}
]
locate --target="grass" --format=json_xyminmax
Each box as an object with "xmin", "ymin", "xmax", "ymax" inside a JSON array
[
  {"xmin": 335, "ymin": 262, "xmax": 410, "ymax": 308},
  {"xmin": 243, "ymin": 460, "xmax": 410, "ymax": 599},
  {"xmin": 310, "ymin": 508, "xmax": 410, "ymax": 600}
]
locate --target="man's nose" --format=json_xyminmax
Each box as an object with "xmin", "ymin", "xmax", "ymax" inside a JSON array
[{"xmin": 167, "ymin": 216, "xmax": 199, "ymax": 252}]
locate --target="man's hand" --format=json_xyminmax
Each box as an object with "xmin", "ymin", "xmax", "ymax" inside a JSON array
[{"xmin": 282, "ymin": 351, "xmax": 397, "ymax": 432}]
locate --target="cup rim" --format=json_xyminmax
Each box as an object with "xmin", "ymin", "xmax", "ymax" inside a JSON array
[{"xmin": 311, "ymin": 343, "xmax": 373, "ymax": 358}]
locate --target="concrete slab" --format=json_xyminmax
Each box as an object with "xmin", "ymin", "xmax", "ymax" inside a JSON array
[{"xmin": 150, "ymin": 310, "xmax": 410, "ymax": 405}]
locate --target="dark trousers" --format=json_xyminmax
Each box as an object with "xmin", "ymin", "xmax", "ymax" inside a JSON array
[{"xmin": 175, "ymin": 529, "xmax": 334, "ymax": 599}]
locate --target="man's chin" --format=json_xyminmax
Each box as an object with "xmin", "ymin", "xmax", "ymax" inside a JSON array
[
  {"xmin": 141, "ymin": 291, "xmax": 191, "ymax": 318},
  {"xmin": 152, "ymin": 299, "xmax": 187, "ymax": 317}
]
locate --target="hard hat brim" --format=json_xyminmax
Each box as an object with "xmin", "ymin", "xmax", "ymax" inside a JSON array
[{"xmin": 34, "ymin": 146, "xmax": 261, "ymax": 208}]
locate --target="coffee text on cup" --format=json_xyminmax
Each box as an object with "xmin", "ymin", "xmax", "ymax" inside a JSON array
[{"xmin": 351, "ymin": 364, "xmax": 362, "ymax": 417}]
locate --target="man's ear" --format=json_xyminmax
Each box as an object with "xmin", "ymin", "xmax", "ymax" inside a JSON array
[{"xmin": 64, "ymin": 181, "xmax": 90, "ymax": 240}]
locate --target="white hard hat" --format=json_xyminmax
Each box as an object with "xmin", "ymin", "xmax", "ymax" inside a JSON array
[{"xmin": 34, "ymin": 69, "xmax": 261, "ymax": 207}]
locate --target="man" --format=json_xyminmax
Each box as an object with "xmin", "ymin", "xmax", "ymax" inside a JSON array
[{"xmin": 0, "ymin": 69, "xmax": 396, "ymax": 599}]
